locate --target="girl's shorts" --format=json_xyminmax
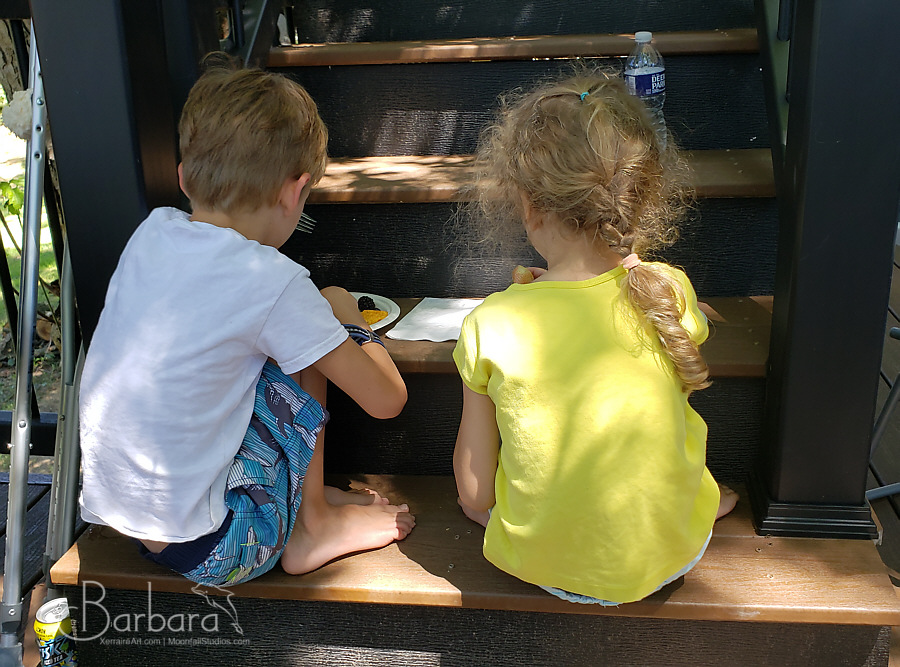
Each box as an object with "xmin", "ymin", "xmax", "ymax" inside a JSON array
[
  {"xmin": 540, "ymin": 529, "xmax": 713, "ymax": 605},
  {"xmin": 139, "ymin": 361, "xmax": 325, "ymax": 587}
]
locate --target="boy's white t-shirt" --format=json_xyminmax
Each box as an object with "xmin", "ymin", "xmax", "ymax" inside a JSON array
[{"xmin": 79, "ymin": 207, "xmax": 347, "ymax": 542}]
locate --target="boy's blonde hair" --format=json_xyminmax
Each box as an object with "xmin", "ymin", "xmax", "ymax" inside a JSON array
[
  {"xmin": 178, "ymin": 54, "xmax": 328, "ymax": 214},
  {"xmin": 472, "ymin": 71, "xmax": 709, "ymax": 392}
]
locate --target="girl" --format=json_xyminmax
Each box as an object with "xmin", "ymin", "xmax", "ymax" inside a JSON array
[{"xmin": 452, "ymin": 72, "xmax": 737, "ymax": 605}]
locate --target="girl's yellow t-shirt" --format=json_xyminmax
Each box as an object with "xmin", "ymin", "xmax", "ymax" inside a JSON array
[{"xmin": 453, "ymin": 264, "xmax": 720, "ymax": 603}]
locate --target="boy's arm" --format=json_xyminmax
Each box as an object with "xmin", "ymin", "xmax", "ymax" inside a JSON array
[
  {"xmin": 313, "ymin": 286, "xmax": 407, "ymax": 419},
  {"xmin": 454, "ymin": 384, "xmax": 500, "ymax": 512}
]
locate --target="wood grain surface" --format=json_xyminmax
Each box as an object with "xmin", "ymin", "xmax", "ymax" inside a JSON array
[
  {"xmin": 53, "ymin": 474, "xmax": 900, "ymax": 627},
  {"xmin": 308, "ymin": 150, "xmax": 774, "ymax": 204},
  {"xmin": 270, "ymin": 30, "xmax": 759, "ymax": 67},
  {"xmin": 380, "ymin": 296, "xmax": 771, "ymax": 377}
]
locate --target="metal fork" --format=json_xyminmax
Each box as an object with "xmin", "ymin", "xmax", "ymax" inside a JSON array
[{"xmin": 295, "ymin": 212, "xmax": 316, "ymax": 233}]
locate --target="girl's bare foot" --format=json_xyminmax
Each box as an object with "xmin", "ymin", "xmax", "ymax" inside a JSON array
[
  {"xmin": 281, "ymin": 501, "xmax": 415, "ymax": 575},
  {"xmin": 458, "ymin": 497, "xmax": 490, "ymax": 527},
  {"xmin": 324, "ymin": 486, "xmax": 389, "ymax": 506},
  {"xmin": 716, "ymin": 484, "xmax": 739, "ymax": 519}
]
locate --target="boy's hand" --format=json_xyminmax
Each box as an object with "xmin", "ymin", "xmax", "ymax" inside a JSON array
[
  {"xmin": 320, "ymin": 286, "xmax": 368, "ymax": 327},
  {"xmin": 314, "ymin": 285, "xmax": 407, "ymax": 419}
]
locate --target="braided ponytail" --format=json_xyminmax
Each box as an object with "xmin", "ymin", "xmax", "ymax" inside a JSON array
[{"xmin": 621, "ymin": 263, "xmax": 710, "ymax": 393}]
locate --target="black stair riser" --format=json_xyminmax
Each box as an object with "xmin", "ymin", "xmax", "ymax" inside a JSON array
[
  {"xmin": 666, "ymin": 198, "xmax": 778, "ymax": 298},
  {"xmin": 284, "ymin": 199, "xmax": 778, "ymax": 298},
  {"xmin": 63, "ymin": 588, "xmax": 889, "ymax": 667},
  {"xmin": 275, "ymin": 55, "xmax": 768, "ymax": 156},
  {"xmin": 322, "ymin": 374, "xmax": 762, "ymax": 484},
  {"xmin": 291, "ymin": 0, "xmax": 755, "ymax": 43},
  {"xmin": 692, "ymin": 377, "xmax": 765, "ymax": 483}
]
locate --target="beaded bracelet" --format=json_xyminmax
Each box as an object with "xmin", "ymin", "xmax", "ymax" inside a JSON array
[{"xmin": 343, "ymin": 323, "xmax": 386, "ymax": 348}]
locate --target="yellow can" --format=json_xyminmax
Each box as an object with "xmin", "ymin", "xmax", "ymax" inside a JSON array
[{"xmin": 34, "ymin": 598, "xmax": 78, "ymax": 667}]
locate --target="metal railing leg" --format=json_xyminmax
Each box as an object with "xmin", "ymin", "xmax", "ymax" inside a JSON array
[
  {"xmin": 43, "ymin": 238, "xmax": 83, "ymax": 602},
  {"xmin": 0, "ymin": 35, "xmax": 47, "ymax": 663}
]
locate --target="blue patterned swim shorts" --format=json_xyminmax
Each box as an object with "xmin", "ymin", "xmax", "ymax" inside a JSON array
[{"xmin": 139, "ymin": 361, "xmax": 325, "ymax": 586}]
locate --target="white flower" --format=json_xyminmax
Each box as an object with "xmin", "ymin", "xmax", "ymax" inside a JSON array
[{"xmin": 2, "ymin": 89, "xmax": 33, "ymax": 140}]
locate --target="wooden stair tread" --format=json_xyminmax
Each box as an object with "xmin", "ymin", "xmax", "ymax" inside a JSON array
[
  {"xmin": 269, "ymin": 29, "xmax": 758, "ymax": 67},
  {"xmin": 52, "ymin": 474, "xmax": 900, "ymax": 626},
  {"xmin": 308, "ymin": 150, "xmax": 775, "ymax": 204},
  {"xmin": 383, "ymin": 296, "xmax": 772, "ymax": 377}
]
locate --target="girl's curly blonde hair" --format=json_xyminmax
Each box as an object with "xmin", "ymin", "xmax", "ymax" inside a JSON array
[{"xmin": 471, "ymin": 70, "xmax": 709, "ymax": 392}]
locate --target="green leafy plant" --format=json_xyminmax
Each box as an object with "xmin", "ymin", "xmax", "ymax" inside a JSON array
[
  {"xmin": 0, "ymin": 171, "xmax": 61, "ymax": 419},
  {"xmin": 0, "ymin": 175, "xmax": 23, "ymax": 217},
  {"xmin": 0, "ymin": 172, "xmax": 60, "ymax": 333}
]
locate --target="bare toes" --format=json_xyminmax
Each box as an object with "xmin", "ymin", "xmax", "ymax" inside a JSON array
[
  {"xmin": 396, "ymin": 513, "xmax": 416, "ymax": 536},
  {"xmin": 716, "ymin": 484, "xmax": 739, "ymax": 520},
  {"xmin": 360, "ymin": 488, "xmax": 389, "ymax": 504}
]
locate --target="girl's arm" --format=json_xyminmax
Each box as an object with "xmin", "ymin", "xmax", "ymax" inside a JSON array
[
  {"xmin": 454, "ymin": 384, "xmax": 500, "ymax": 512},
  {"xmin": 312, "ymin": 287, "xmax": 407, "ymax": 419}
]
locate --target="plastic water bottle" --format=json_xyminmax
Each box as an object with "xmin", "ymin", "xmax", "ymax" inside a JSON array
[{"xmin": 624, "ymin": 31, "xmax": 667, "ymax": 147}]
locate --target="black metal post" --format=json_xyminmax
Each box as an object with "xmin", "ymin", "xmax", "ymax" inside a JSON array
[
  {"xmin": 776, "ymin": 0, "xmax": 794, "ymax": 42},
  {"xmin": 160, "ymin": 0, "xmax": 223, "ymax": 115},
  {"xmin": 237, "ymin": 0, "xmax": 281, "ymax": 67},
  {"xmin": 751, "ymin": 0, "xmax": 900, "ymax": 537},
  {"xmin": 29, "ymin": 0, "xmax": 182, "ymax": 345}
]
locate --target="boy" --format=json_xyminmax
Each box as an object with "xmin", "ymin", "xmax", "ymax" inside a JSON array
[{"xmin": 78, "ymin": 57, "xmax": 414, "ymax": 586}]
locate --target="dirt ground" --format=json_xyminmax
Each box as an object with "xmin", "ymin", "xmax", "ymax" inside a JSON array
[{"xmin": 0, "ymin": 350, "xmax": 61, "ymax": 411}]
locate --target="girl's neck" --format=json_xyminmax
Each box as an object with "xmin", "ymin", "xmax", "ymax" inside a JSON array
[{"xmin": 530, "ymin": 220, "xmax": 622, "ymax": 282}]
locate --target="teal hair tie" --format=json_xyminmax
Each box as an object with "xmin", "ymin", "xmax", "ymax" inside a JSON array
[{"xmin": 580, "ymin": 91, "xmax": 589, "ymax": 101}]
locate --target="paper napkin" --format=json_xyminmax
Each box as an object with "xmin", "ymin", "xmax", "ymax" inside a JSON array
[{"xmin": 386, "ymin": 297, "xmax": 484, "ymax": 342}]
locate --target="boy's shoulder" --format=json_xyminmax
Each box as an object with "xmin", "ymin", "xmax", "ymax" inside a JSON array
[
  {"xmin": 128, "ymin": 207, "xmax": 308, "ymax": 277},
  {"xmin": 142, "ymin": 206, "xmax": 190, "ymax": 227},
  {"xmin": 127, "ymin": 207, "xmax": 191, "ymax": 246}
]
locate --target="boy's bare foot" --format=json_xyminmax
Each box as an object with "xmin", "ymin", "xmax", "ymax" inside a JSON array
[
  {"xmin": 716, "ymin": 484, "xmax": 739, "ymax": 519},
  {"xmin": 458, "ymin": 497, "xmax": 490, "ymax": 527},
  {"xmin": 324, "ymin": 486, "xmax": 389, "ymax": 506},
  {"xmin": 281, "ymin": 501, "xmax": 415, "ymax": 575}
]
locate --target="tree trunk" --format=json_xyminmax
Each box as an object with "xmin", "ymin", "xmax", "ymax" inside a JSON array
[{"xmin": 0, "ymin": 19, "xmax": 26, "ymax": 101}]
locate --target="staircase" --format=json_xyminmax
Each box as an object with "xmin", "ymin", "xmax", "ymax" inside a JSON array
[
  {"xmin": 35, "ymin": 0, "xmax": 900, "ymax": 665},
  {"xmin": 273, "ymin": 13, "xmax": 777, "ymax": 486}
]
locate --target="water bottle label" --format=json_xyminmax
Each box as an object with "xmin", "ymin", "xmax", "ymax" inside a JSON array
[{"xmin": 625, "ymin": 71, "xmax": 665, "ymax": 97}]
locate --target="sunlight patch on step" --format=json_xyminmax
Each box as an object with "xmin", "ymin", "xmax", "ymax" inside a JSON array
[{"xmin": 294, "ymin": 646, "xmax": 440, "ymax": 665}]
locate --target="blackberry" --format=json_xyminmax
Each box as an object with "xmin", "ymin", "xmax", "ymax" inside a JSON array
[{"xmin": 357, "ymin": 296, "xmax": 377, "ymax": 311}]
